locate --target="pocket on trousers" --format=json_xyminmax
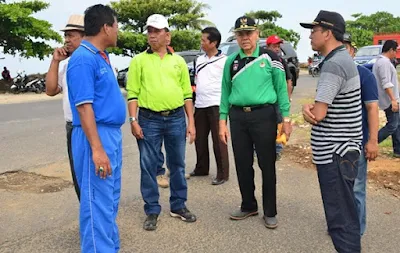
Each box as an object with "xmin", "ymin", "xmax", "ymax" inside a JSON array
[
  {"xmin": 139, "ymin": 110, "xmax": 154, "ymax": 120},
  {"xmin": 338, "ymin": 151, "xmax": 359, "ymax": 181}
]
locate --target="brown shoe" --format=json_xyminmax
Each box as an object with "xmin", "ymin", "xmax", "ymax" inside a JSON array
[{"xmin": 157, "ymin": 175, "xmax": 169, "ymax": 188}]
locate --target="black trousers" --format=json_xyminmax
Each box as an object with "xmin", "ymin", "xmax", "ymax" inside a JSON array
[
  {"xmin": 66, "ymin": 121, "xmax": 80, "ymax": 201},
  {"xmin": 229, "ymin": 105, "xmax": 278, "ymax": 217},
  {"xmin": 194, "ymin": 106, "xmax": 229, "ymax": 180}
]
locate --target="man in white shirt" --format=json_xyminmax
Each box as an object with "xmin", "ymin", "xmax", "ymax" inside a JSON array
[
  {"xmin": 45, "ymin": 15, "xmax": 85, "ymax": 200},
  {"xmin": 189, "ymin": 27, "xmax": 229, "ymax": 185}
]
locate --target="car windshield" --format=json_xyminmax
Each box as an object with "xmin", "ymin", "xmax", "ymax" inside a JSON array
[
  {"xmin": 180, "ymin": 55, "xmax": 197, "ymax": 63},
  {"xmin": 356, "ymin": 47, "xmax": 381, "ymax": 57},
  {"xmin": 219, "ymin": 43, "xmax": 239, "ymax": 56}
]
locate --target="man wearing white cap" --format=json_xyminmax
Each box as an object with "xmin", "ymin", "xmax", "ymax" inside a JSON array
[
  {"xmin": 126, "ymin": 14, "xmax": 197, "ymax": 231},
  {"xmin": 45, "ymin": 14, "xmax": 85, "ymax": 201}
]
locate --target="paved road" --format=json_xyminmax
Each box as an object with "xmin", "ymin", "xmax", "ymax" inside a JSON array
[{"xmin": 1, "ymin": 75, "xmax": 399, "ymax": 253}]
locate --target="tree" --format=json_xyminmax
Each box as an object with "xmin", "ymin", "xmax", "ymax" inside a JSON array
[
  {"xmin": 247, "ymin": 11, "xmax": 300, "ymax": 49},
  {"xmin": 0, "ymin": 0, "xmax": 62, "ymax": 59},
  {"xmin": 110, "ymin": 0, "xmax": 212, "ymax": 56},
  {"xmin": 227, "ymin": 10, "xmax": 300, "ymax": 49},
  {"xmin": 346, "ymin": 12, "xmax": 400, "ymax": 47}
]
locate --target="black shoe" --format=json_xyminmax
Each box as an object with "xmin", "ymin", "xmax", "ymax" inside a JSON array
[
  {"xmin": 212, "ymin": 178, "xmax": 227, "ymax": 185},
  {"xmin": 170, "ymin": 208, "xmax": 197, "ymax": 222},
  {"xmin": 263, "ymin": 216, "xmax": 278, "ymax": 229},
  {"xmin": 143, "ymin": 214, "xmax": 159, "ymax": 231},
  {"xmin": 189, "ymin": 171, "xmax": 208, "ymax": 177}
]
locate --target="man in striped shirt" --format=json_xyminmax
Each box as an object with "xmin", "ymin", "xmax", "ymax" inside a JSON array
[{"xmin": 300, "ymin": 11, "xmax": 363, "ymax": 253}]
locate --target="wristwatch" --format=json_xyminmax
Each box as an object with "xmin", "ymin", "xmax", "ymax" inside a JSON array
[
  {"xmin": 283, "ymin": 117, "xmax": 291, "ymax": 123},
  {"xmin": 129, "ymin": 116, "xmax": 136, "ymax": 123}
]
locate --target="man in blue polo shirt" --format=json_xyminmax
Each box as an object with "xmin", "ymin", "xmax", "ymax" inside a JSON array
[
  {"xmin": 67, "ymin": 5, "xmax": 125, "ymax": 253},
  {"xmin": 344, "ymin": 33, "xmax": 379, "ymax": 236}
]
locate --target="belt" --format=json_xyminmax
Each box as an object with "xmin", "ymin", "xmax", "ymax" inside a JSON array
[
  {"xmin": 140, "ymin": 106, "xmax": 183, "ymax": 116},
  {"xmin": 231, "ymin": 104, "xmax": 272, "ymax": 112}
]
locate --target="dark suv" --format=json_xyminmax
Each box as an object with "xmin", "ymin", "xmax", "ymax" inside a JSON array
[{"xmin": 219, "ymin": 39, "xmax": 300, "ymax": 87}]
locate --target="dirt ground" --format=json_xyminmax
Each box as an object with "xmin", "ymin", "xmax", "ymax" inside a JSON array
[
  {"xmin": 0, "ymin": 170, "xmax": 72, "ymax": 194},
  {"xmin": 0, "ymin": 92, "xmax": 62, "ymax": 104},
  {"xmin": 285, "ymin": 125, "xmax": 400, "ymax": 197}
]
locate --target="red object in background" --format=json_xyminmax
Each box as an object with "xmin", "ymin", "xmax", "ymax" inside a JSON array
[
  {"xmin": 167, "ymin": 46, "xmax": 175, "ymax": 53},
  {"xmin": 373, "ymin": 33, "xmax": 400, "ymax": 60}
]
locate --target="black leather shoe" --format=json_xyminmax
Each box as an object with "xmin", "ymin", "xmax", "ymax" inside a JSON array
[
  {"xmin": 189, "ymin": 171, "xmax": 208, "ymax": 177},
  {"xmin": 212, "ymin": 178, "xmax": 227, "ymax": 185},
  {"xmin": 143, "ymin": 214, "xmax": 159, "ymax": 231}
]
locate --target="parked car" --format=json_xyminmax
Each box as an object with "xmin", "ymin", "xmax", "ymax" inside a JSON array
[
  {"xmin": 117, "ymin": 67, "xmax": 128, "ymax": 88},
  {"xmin": 176, "ymin": 50, "xmax": 203, "ymax": 103},
  {"xmin": 219, "ymin": 39, "xmax": 300, "ymax": 87},
  {"xmin": 354, "ymin": 45, "xmax": 382, "ymax": 65},
  {"xmin": 175, "ymin": 50, "xmax": 202, "ymax": 85}
]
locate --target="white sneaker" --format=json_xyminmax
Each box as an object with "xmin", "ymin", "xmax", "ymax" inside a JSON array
[{"xmin": 157, "ymin": 175, "xmax": 169, "ymax": 188}]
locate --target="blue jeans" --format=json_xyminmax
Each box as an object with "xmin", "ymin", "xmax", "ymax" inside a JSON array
[
  {"xmin": 137, "ymin": 107, "xmax": 187, "ymax": 215},
  {"xmin": 317, "ymin": 151, "xmax": 361, "ymax": 253},
  {"xmin": 157, "ymin": 147, "xmax": 165, "ymax": 176},
  {"xmin": 378, "ymin": 105, "xmax": 400, "ymax": 155},
  {"xmin": 354, "ymin": 149, "xmax": 367, "ymax": 236},
  {"xmin": 276, "ymin": 143, "xmax": 283, "ymax": 154}
]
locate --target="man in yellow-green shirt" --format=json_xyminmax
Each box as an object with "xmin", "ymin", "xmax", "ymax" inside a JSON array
[{"xmin": 126, "ymin": 14, "xmax": 197, "ymax": 231}]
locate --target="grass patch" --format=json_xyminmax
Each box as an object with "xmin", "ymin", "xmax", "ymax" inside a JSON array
[
  {"xmin": 298, "ymin": 98, "xmax": 314, "ymax": 105},
  {"xmin": 290, "ymin": 112, "xmax": 306, "ymax": 125},
  {"xmin": 379, "ymin": 137, "xmax": 393, "ymax": 148}
]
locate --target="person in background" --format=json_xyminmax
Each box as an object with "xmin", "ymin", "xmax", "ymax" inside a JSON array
[
  {"xmin": 67, "ymin": 5, "xmax": 125, "ymax": 252},
  {"xmin": 45, "ymin": 14, "xmax": 85, "ymax": 201},
  {"xmin": 346, "ymin": 33, "xmax": 379, "ymax": 236},
  {"xmin": 266, "ymin": 35, "xmax": 293, "ymax": 161},
  {"xmin": 189, "ymin": 27, "xmax": 229, "ymax": 185},
  {"xmin": 372, "ymin": 40, "xmax": 400, "ymax": 158},
  {"xmin": 2, "ymin": 67, "xmax": 11, "ymax": 81}
]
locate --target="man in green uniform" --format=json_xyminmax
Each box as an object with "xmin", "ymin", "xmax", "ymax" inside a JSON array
[{"xmin": 219, "ymin": 16, "xmax": 292, "ymax": 229}]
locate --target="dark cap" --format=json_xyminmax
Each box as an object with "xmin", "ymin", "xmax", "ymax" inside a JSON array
[
  {"xmin": 344, "ymin": 33, "xmax": 357, "ymax": 49},
  {"xmin": 300, "ymin": 10, "xmax": 345, "ymax": 34},
  {"xmin": 233, "ymin": 16, "xmax": 257, "ymax": 32}
]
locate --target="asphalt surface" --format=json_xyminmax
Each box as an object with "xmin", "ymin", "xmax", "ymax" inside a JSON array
[{"xmin": 1, "ymin": 75, "xmax": 399, "ymax": 253}]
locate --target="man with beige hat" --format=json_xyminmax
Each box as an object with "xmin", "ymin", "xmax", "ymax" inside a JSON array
[{"xmin": 45, "ymin": 14, "xmax": 85, "ymax": 200}]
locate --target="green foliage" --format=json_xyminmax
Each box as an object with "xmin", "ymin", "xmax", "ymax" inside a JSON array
[
  {"xmin": 346, "ymin": 12, "xmax": 400, "ymax": 47},
  {"xmin": 170, "ymin": 30, "xmax": 201, "ymax": 52},
  {"xmin": 244, "ymin": 10, "xmax": 300, "ymax": 49},
  {"xmin": 110, "ymin": 0, "xmax": 212, "ymax": 56},
  {"xmin": 0, "ymin": 0, "xmax": 62, "ymax": 59}
]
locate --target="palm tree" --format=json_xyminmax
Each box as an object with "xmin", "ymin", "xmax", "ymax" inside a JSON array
[{"xmin": 170, "ymin": 1, "xmax": 214, "ymax": 30}]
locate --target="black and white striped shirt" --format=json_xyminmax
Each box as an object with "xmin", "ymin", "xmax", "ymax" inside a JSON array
[{"xmin": 311, "ymin": 46, "xmax": 363, "ymax": 165}]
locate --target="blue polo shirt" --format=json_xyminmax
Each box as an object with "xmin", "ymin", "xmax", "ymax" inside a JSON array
[
  {"xmin": 67, "ymin": 40, "xmax": 126, "ymax": 127},
  {"xmin": 358, "ymin": 65, "xmax": 379, "ymax": 146}
]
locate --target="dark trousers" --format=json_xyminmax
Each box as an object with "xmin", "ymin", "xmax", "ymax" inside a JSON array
[
  {"xmin": 317, "ymin": 151, "xmax": 361, "ymax": 253},
  {"xmin": 194, "ymin": 106, "xmax": 229, "ymax": 180},
  {"xmin": 66, "ymin": 121, "xmax": 80, "ymax": 201},
  {"xmin": 229, "ymin": 105, "xmax": 277, "ymax": 217}
]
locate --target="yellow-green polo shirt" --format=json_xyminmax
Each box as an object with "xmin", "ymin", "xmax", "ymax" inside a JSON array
[{"xmin": 126, "ymin": 48, "xmax": 192, "ymax": 111}]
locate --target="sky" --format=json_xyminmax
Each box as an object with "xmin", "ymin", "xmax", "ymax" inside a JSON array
[{"xmin": 2, "ymin": 0, "xmax": 400, "ymax": 76}]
